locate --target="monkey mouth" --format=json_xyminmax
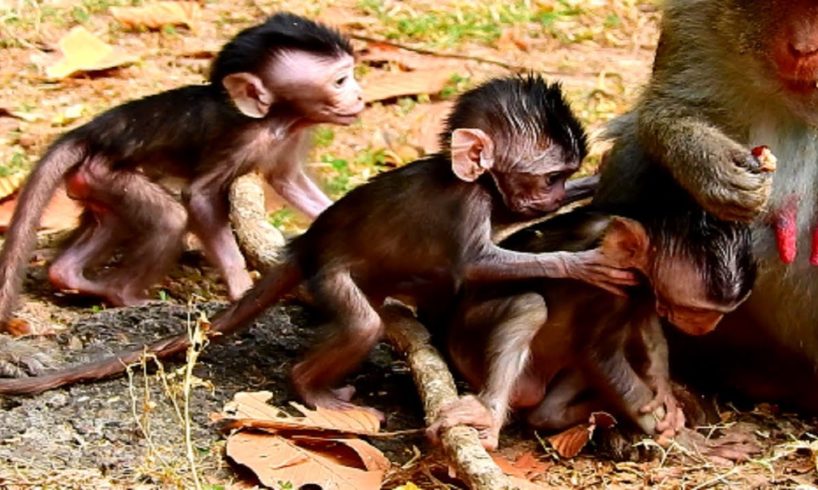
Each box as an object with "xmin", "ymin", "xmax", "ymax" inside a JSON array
[{"xmin": 779, "ymin": 76, "xmax": 818, "ymax": 94}]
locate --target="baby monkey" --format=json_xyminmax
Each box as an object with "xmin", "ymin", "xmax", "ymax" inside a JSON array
[
  {"xmin": 430, "ymin": 203, "xmax": 756, "ymax": 449},
  {"xmin": 0, "ymin": 76, "xmax": 634, "ymax": 411},
  {"xmin": 0, "ymin": 13, "xmax": 364, "ymax": 328}
]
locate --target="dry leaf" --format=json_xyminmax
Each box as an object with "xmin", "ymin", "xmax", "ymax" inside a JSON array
[
  {"xmin": 548, "ymin": 411, "xmax": 618, "ymax": 458},
  {"xmin": 0, "ymin": 187, "xmax": 82, "ymax": 232},
  {"xmin": 227, "ymin": 432, "xmax": 384, "ymax": 490},
  {"xmin": 110, "ymin": 2, "xmax": 200, "ymax": 31},
  {"xmin": 5, "ymin": 318, "xmax": 32, "ymax": 338},
  {"xmin": 491, "ymin": 451, "xmax": 551, "ymax": 479},
  {"xmin": 496, "ymin": 27, "xmax": 531, "ymax": 52},
  {"xmin": 316, "ymin": 7, "xmax": 376, "ymax": 29},
  {"xmin": 406, "ymin": 101, "xmax": 453, "ymax": 155},
  {"xmin": 46, "ymin": 26, "xmax": 138, "ymax": 80},
  {"xmin": 362, "ymin": 69, "xmax": 455, "ymax": 103},
  {"xmin": 217, "ymin": 391, "xmax": 381, "ymax": 435},
  {"xmin": 0, "ymin": 173, "xmax": 25, "ymax": 201}
]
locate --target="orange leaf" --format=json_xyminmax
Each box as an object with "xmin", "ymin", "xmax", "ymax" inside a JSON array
[
  {"xmin": 362, "ymin": 69, "xmax": 455, "ymax": 103},
  {"xmin": 218, "ymin": 391, "xmax": 381, "ymax": 435},
  {"xmin": 110, "ymin": 1, "xmax": 199, "ymax": 31},
  {"xmin": 226, "ymin": 432, "xmax": 384, "ymax": 490},
  {"xmin": 0, "ymin": 187, "xmax": 82, "ymax": 232},
  {"xmin": 491, "ymin": 451, "xmax": 551, "ymax": 479},
  {"xmin": 547, "ymin": 411, "xmax": 618, "ymax": 458},
  {"xmin": 46, "ymin": 27, "xmax": 138, "ymax": 80}
]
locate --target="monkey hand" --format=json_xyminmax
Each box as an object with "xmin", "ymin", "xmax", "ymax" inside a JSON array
[
  {"xmin": 640, "ymin": 381, "xmax": 685, "ymax": 443},
  {"xmin": 426, "ymin": 395, "xmax": 501, "ymax": 450},
  {"xmin": 681, "ymin": 141, "xmax": 773, "ymax": 222},
  {"xmin": 559, "ymin": 249, "xmax": 639, "ymax": 296}
]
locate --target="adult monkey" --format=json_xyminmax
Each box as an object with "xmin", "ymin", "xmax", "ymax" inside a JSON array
[
  {"xmin": 0, "ymin": 12, "xmax": 363, "ymax": 328},
  {"xmin": 0, "ymin": 76, "xmax": 635, "ymax": 412},
  {"xmin": 596, "ymin": 0, "xmax": 818, "ymax": 410}
]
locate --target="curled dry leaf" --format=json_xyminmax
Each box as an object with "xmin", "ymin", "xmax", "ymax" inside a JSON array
[
  {"xmin": 362, "ymin": 69, "xmax": 456, "ymax": 103},
  {"xmin": 110, "ymin": 1, "xmax": 200, "ymax": 31},
  {"xmin": 220, "ymin": 392, "xmax": 389, "ymax": 490},
  {"xmin": 45, "ymin": 27, "xmax": 138, "ymax": 80},
  {"xmin": 548, "ymin": 411, "xmax": 618, "ymax": 458}
]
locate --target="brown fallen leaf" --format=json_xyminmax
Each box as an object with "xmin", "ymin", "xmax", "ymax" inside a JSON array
[
  {"xmin": 491, "ymin": 451, "xmax": 551, "ymax": 480},
  {"xmin": 227, "ymin": 432, "xmax": 385, "ymax": 490},
  {"xmin": 4, "ymin": 318, "xmax": 32, "ymax": 338},
  {"xmin": 362, "ymin": 69, "xmax": 456, "ymax": 103},
  {"xmin": 406, "ymin": 101, "xmax": 453, "ymax": 155},
  {"xmin": 0, "ymin": 187, "xmax": 82, "ymax": 232},
  {"xmin": 45, "ymin": 26, "xmax": 138, "ymax": 80},
  {"xmin": 359, "ymin": 43, "xmax": 455, "ymax": 72},
  {"xmin": 496, "ymin": 26, "xmax": 531, "ymax": 52},
  {"xmin": 110, "ymin": 1, "xmax": 200, "ymax": 31},
  {"xmin": 548, "ymin": 411, "xmax": 618, "ymax": 458},
  {"xmin": 216, "ymin": 391, "xmax": 382, "ymax": 436}
]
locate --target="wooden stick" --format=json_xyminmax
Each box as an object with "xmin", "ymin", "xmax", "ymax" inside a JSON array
[
  {"xmin": 228, "ymin": 173, "xmax": 285, "ymax": 272},
  {"xmin": 380, "ymin": 303, "xmax": 511, "ymax": 490}
]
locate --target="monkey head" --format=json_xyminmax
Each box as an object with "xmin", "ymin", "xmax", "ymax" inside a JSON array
[
  {"xmin": 211, "ymin": 12, "xmax": 365, "ymax": 124},
  {"xmin": 716, "ymin": 0, "xmax": 818, "ymax": 110},
  {"xmin": 443, "ymin": 75, "xmax": 589, "ymax": 217},
  {"xmin": 600, "ymin": 215, "xmax": 756, "ymax": 336}
]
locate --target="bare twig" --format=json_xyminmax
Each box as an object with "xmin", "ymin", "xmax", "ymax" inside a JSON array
[
  {"xmin": 381, "ymin": 302, "xmax": 511, "ymax": 490},
  {"xmin": 350, "ymin": 33, "xmax": 535, "ymax": 72},
  {"xmin": 228, "ymin": 172, "xmax": 285, "ymax": 272}
]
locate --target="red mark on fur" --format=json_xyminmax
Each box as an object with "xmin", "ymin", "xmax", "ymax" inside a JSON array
[
  {"xmin": 810, "ymin": 226, "xmax": 818, "ymax": 266},
  {"xmin": 774, "ymin": 197, "xmax": 799, "ymax": 264}
]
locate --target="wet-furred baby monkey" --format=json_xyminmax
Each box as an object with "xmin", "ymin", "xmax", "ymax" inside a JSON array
[
  {"xmin": 596, "ymin": 0, "xmax": 818, "ymax": 411},
  {"xmin": 0, "ymin": 76, "xmax": 636, "ymax": 413},
  {"xmin": 429, "ymin": 163, "xmax": 757, "ymax": 450},
  {"xmin": 0, "ymin": 13, "xmax": 364, "ymax": 329}
]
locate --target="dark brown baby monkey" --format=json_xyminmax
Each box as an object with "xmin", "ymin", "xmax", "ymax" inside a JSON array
[
  {"xmin": 429, "ymin": 173, "xmax": 756, "ymax": 449},
  {"xmin": 0, "ymin": 13, "xmax": 364, "ymax": 328},
  {"xmin": 0, "ymin": 76, "xmax": 635, "ymax": 416}
]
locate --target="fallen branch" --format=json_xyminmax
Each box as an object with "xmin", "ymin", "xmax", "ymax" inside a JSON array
[
  {"xmin": 380, "ymin": 303, "xmax": 511, "ymax": 490},
  {"xmin": 228, "ymin": 173, "xmax": 285, "ymax": 272}
]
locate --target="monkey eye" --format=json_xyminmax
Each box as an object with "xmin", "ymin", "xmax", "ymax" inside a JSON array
[{"xmin": 334, "ymin": 75, "xmax": 348, "ymax": 87}]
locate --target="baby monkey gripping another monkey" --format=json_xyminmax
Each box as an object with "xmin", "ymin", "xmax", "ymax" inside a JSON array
[
  {"xmin": 0, "ymin": 76, "xmax": 636, "ymax": 414},
  {"xmin": 0, "ymin": 12, "xmax": 364, "ymax": 329},
  {"xmin": 429, "ymin": 167, "xmax": 757, "ymax": 450}
]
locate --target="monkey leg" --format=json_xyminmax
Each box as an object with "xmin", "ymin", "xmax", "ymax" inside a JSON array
[
  {"xmin": 55, "ymin": 163, "xmax": 186, "ymax": 306},
  {"xmin": 526, "ymin": 369, "xmax": 599, "ymax": 431},
  {"xmin": 435, "ymin": 293, "xmax": 547, "ymax": 450},
  {"xmin": 49, "ymin": 211, "xmax": 124, "ymax": 298},
  {"xmin": 185, "ymin": 186, "xmax": 253, "ymax": 300},
  {"xmin": 587, "ymin": 348, "xmax": 662, "ymax": 436},
  {"xmin": 291, "ymin": 269, "xmax": 384, "ymax": 418}
]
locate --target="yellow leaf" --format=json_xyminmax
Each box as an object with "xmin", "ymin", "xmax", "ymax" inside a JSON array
[
  {"xmin": 51, "ymin": 103, "xmax": 85, "ymax": 126},
  {"xmin": 46, "ymin": 26, "xmax": 138, "ymax": 80},
  {"xmin": 110, "ymin": 2, "xmax": 200, "ymax": 31},
  {"xmin": 394, "ymin": 483, "xmax": 422, "ymax": 490}
]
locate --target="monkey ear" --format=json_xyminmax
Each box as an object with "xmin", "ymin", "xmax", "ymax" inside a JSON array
[
  {"xmin": 222, "ymin": 72, "xmax": 274, "ymax": 118},
  {"xmin": 600, "ymin": 217, "xmax": 650, "ymax": 271},
  {"xmin": 451, "ymin": 128, "xmax": 495, "ymax": 182}
]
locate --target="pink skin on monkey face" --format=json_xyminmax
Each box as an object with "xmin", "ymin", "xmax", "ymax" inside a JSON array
[
  {"xmin": 652, "ymin": 260, "xmax": 745, "ymax": 336},
  {"xmin": 270, "ymin": 51, "xmax": 365, "ymax": 124}
]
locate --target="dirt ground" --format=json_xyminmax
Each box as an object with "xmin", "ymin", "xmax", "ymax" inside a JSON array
[{"xmin": 1, "ymin": 0, "xmax": 818, "ymax": 488}]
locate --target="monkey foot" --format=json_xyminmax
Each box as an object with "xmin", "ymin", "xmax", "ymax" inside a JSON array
[
  {"xmin": 301, "ymin": 386, "xmax": 386, "ymax": 422},
  {"xmin": 640, "ymin": 381, "xmax": 685, "ymax": 439},
  {"xmin": 426, "ymin": 395, "xmax": 500, "ymax": 450},
  {"xmin": 673, "ymin": 424, "xmax": 761, "ymax": 465}
]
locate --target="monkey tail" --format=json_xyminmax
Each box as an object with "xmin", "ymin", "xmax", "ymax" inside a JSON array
[
  {"xmin": 0, "ymin": 137, "xmax": 87, "ymax": 326},
  {"xmin": 0, "ymin": 260, "xmax": 302, "ymax": 395}
]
